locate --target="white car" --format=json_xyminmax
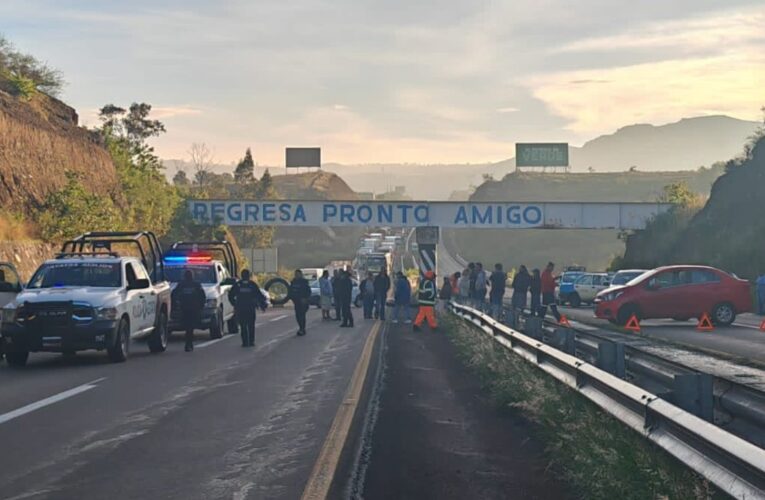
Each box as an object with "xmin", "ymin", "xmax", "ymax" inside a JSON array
[
  {"xmin": 1, "ymin": 231, "xmax": 172, "ymax": 366},
  {"xmin": 165, "ymin": 256, "xmax": 237, "ymax": 338},
  {"xmin": 570, "ymin": 273, "xmax": 611, "ymax": 307}
]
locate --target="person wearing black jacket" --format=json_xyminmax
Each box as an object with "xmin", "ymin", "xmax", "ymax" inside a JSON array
[
  {"xmin": 288, "ymin": 269, "xmax": 312, "ymax": 336},
  {"xmin": 173, "ymin": 270, "xmax": 207, "ymax": 352},
  {"xmin": 228, "ymin": 269, "xmax": 268, "ymax": 347},
  {"xmin": 336, "ymin": 270, "xmax": 355, "ymax": 327},
  {"xmin": 530, "ymin": 268, "xmax": 542, "ymax": 317},
  {"xmin": 488, "ymin": 264, "xmax": 506, "ymax": 319},
  {"xmin": 511, "ymin": 265, "xmax": 531, "ymax": 312},
  {"xmin": 331, "ymin": 269, "xmax": 342, "ymax": 321},
  {"xmin": 373, "ymin": 269, "xmax": 391, "ymax": 320}
]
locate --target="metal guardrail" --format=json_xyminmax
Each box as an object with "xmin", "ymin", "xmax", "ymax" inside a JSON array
[{"xmin": 448, "ymin": 301, "xmax": 765, "ymax": 499}]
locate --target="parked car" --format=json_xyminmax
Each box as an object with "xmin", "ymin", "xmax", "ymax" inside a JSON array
[
  {"xmin": 594, "ymin": 265, "xmax": 751, "ymax": 326},
  {"xmin": 609, "ymin": 269, "xmax": 648, "ymax": 286},
  {"xmin": 557, "ymin": 271, "xmax": 585, "ymax": 305},
  {"xmin": 570, "ymin": 273, "xmax": 610, "ymax": 307},
  {"xmin": 0, "ymin": 262, "xmax": 22, "ymax": 309}
]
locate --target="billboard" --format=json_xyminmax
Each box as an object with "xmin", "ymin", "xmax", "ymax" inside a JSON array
[
  {"xmin": 286, "ymin": 147, "xmax": 321, "ymax": 168},
  {"xmin": 515, "ymin": 143, "xmax": 569, "ymax": 167},
  {"xmin": 188, "ymin": 200, "xmax": 670, "ymax": 230}
]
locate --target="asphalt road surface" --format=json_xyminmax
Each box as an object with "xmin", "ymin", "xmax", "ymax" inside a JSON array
[{"xmin": 0, "ymin": 308, "xmax": 373, "ymax": 500}]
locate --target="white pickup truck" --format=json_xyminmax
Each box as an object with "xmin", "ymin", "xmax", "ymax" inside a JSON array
[{"xmin": 0, "ymin": 232, "xmax": 172, "ymax": 366}]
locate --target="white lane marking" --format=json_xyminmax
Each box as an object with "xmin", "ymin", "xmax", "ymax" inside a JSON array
[
  {"xmin": 0, "ymin": 377, "xmax": 105, "ymax": 425},
  {"xmin": 269, "ymin": 314, "xmax": 288, "ymax": 322},
  {"xmin": 733, "ymin": 322, "xmax": 761, "ymax": 331},
  {"xmin": 196, "ymin": 335, "xmax": 237, "ymax": 349}
]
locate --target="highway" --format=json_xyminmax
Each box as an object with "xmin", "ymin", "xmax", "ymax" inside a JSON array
[{"xmin": 0, "ymin": 308, "xmax": 373, "ymax": 500}]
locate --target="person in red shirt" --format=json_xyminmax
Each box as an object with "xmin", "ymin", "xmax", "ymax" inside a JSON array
[{"xmin": 540, "ymin": 262, "xmax": 561, "ymax": 321}]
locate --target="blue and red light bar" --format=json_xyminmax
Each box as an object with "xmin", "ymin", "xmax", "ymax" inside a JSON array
[{"xmin": 163, "ymin": 253, "xmax": 213, "ymax": 264}]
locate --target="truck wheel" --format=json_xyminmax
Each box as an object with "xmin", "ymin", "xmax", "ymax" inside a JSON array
[
  {"xmin": 264, "ymin": 277, "xmax": 290, "ymax": 306},
  {"xmin": 227, "ymin": 317, "xmax": 239, "ymax": 334},
  {"xmin": 148, "ymin": 310, "xmax": 169, "ymax": 353},
  {"xmin": 6, "ymin": 350, "xmax": 29, "ymax": 367},
  {"xmin": 569, "ymin": 293, "xmax": 582, "ymax": 308},
  {"xmin": 210, "ymin": 309, "xmax": 223, "ymax": 339},
  {"xmin": 711, "ymin": 303, "xmax": 735, "ymax": 326},
  {"xmin": 108, "ymin": 318, "xmax": 130, "ymax": 363}
]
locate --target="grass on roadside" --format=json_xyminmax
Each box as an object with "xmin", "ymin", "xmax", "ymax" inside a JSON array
[{"xmin": 443, "ymin": 314, "xmax": 723, "ymax": 500}]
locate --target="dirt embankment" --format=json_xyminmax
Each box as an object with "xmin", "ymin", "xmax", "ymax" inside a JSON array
[
  {"xmin": 0, "ymin": 84, "xmax": 120, "ymax": 212},
  {"xmin": 0, "ymin": 241, "xmax": 56, "ymax": 280}
]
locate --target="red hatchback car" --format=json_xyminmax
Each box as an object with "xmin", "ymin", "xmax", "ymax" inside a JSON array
[{"xmin": 594, "ymin": 265, "xmax": 751, "ymax": 326}]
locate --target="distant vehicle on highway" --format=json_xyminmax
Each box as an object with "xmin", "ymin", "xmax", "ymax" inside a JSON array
[
  {"xmin": 609, "ymin": 269, "xmax": 648, "ymax": 286},
  {"xmin": 570, "ymin": 272, "xmax": 611, "ymax": 307},
  {"xmin": 594, "ymin": 265, "xmax": 751, "ymax": 326},
  {"xmin": 557, "ymin": 271, "xmax": 586, "ymax": 305},
  {"xmin": 1, "ymin": 231, "xmax": 172, "ymax": 366}
]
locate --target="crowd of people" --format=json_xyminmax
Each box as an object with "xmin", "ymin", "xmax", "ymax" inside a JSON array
[{"xmin": 447, "ymin": 261, "xmax": 562, "ymax": 322}]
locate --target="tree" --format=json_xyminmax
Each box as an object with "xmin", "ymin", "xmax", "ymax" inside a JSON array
[
  {"xmin": 188, "ymin": 142, "xmax": 215, "ymax": 186},
  {"xmin": 255, "ymin": 168, "xmax": 276, "ymax": 199},
  {"xmin": 98, "ymin": 103, "xmax": 166, "ymax": 172},
  {"xmin": 234, "ymin": 147, "xmax": 255, "ymax": 184},
  {"xmin": 0, "ymin": 34, "xmax": 65, "ymax": 97},
  {"xmin": 173, "ymin": 169, "xmax": 190, "ymax": 186},
  {"xmin": 660, "ymin": 181, "xmax": 700, "ymax": 208}
]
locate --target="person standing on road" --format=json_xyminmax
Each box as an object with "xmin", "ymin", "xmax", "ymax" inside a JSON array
[
  {"xmin": 438, "ymin": 276, "xmax": 452, "ymax": 314},
  {"xmin": 458, "ymin": 268, "xmax": 471, "ymax": 304},
  {"xmin": 540, "ymin": 262, "xmax": 561, "ymax": 322},
  {"xmin": 288, "ymin": 269, "xmax": 312, "ymax": 336},
  {"xmin": 511, "ymin": 265, "xmax": 531, "ymax": 313},
  {"xmin": 392, "ymin": 271, "xmax": 412, "ymax": 324},
  {"xmin": 414, "ymin": 271, "xmax": 438, "ymax": 331},
  {"xmin": 489, "ymin": 263, "xmax": 507, "ymax": 319},
  {"xmin": 360, "ymin": 271, "xmax": 375, "ymax": 319},
  {"xmin": 530, "ymin": 268, "xmax": 542, "ymax": 317},
  {"xmin": 373, "ymin": 269, "xmax": 391, "ymax": 320},
  {"xmin": 473, "ymin": 262, "xmax": 488, "ymax": 310},
  {"xmin": 319, "ymin": 270, "xmax": 333, "ymax": 320},
  {"xmin": 228, "ymin": 269, "xmax": 268, "ymax": 347},
  {"xmin": 173, "ymin": 269, "xmax": 206, "ymax": 352},
  {"xmin": 331, "ymin": 269, "xmax": 342, "ymax": 321},
  {"xmin": 467, "ymin": 262, "xmax": 477, "ymax": 305},
  {"xmin": 756, "ymin": 272, "xmax": 765, "ymax": 315},
  {"xmin": 337, "ymin": 270, "xmax": 355, "ymax": 327},
  {"xmin": 450, "ymin": 272, "xmax": 461, "ymax": 296}
]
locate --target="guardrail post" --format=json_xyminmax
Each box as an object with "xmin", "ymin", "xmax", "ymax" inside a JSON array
[
  {"xmin": 524, "ymin": 317, "xmax": 544, "ymax": 340},
  {"xmin": 597, "ymin": 342, "xmax": 626, "ymax": 378},
  {"xmin": 503, "ymin": 308, "xmax": 518, "ymax": 330},
  {"xmin": 552, "ymin": 328, "xmax": 576, "ymax": 355},
  {"xmin": 672, "ymin": 374, "xmax": 714, "ymax": 422}
]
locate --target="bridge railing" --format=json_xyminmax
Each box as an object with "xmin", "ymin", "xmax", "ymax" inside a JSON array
[{"xmin": 447, "ymin": 300, "xmax": 765, "ymax": 499}]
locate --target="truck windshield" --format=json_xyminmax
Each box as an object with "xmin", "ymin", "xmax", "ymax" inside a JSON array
[
  {"xmin": 367, "ymin": 257, "xmax": 386, "ymax": 272},
  {"xmin": 27, "ymin": 262, "xmax": 122, "ymax": 288},
  {"xmin": 165, "ymin": 265, "xmax": 217, "ymax": 284}
]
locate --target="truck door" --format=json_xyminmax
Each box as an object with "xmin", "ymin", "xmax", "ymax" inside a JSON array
[
  {"xmin": 0, "ymin": 263, "xmax": 22, "ymax": 308},
  {"xmin": 133, "ymin": 262, "xmax": 157, "ymax": 331},
  {"xmin": 219, "ymin": 264, "xmax": 234, "ymax": 319}
]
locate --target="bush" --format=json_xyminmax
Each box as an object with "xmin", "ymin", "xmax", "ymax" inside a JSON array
[{"xmin": 0, "ymin": 34, "xmax": 65, "ymax": 96}]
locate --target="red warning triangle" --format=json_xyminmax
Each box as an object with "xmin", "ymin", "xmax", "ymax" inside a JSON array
[
  {"xmin": 697, "ymin": 313, "xmax": 714, "ymax": 331},
  {"xmin": 759, "ymin": 318, "xmax": 765, "ymax": 332},
  {"xmin": 625, "ymin": 314, "xmax": 641, "ymax": 332},
  {"xmin": 558, "ymin": 315, "xmax": 572, "ymax": 327}
]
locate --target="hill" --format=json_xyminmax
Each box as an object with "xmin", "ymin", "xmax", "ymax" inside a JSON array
[
  {"xmin": 447, "ymin": 168, "xmax": 724, "ymax": 273},
  {"xmin": 0, "ymin": 76, "xmax": 120, "ymax": 211}
]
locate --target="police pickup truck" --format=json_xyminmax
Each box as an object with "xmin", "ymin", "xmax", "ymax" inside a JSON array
[
  {"xmin": 164, "ymin": 241, "xmax": 240, "ymax": 339},
  {"xmin": 0, "ymin": 232, "xmax": 172, "ymax": 366}
]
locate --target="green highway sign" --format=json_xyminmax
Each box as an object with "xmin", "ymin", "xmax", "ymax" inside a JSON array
[{"xmin": 515, "ymin": 143, "xmax": 569, "ymax": 167}]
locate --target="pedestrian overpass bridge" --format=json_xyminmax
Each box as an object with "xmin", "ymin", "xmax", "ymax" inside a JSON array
[{"xmin": 188, "ymin": 199, "xmax": 671, "ymax": 230}]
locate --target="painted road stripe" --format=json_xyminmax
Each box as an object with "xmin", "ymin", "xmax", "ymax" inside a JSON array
[
  {"xmin": 301, "ymin": 321, "xmax": 382, "ymax": 500},
  {"xmin": 196, "ymin": 335, "xmax": 237, "ymax": 349},
  {"xmin": 0, "ymin": 378, "xmax": 105, "ymax": 425},
  {"xmin": 269, "ymin": 314, "xmax": 288, "ymax": 322}
]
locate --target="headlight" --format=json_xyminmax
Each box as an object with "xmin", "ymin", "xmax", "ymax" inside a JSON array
[
  {"xmin": 96, "ymin": 307, "xmax": 118, "ymax": 320},
  {"xmin": 1, "ymin": 307, "xmax": 17, "ymax": 324},
  {"xmin": 205, "ymin": 298, "xmax": 218, "ymax": 308}
]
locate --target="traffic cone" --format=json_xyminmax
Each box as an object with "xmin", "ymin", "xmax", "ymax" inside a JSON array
[
  {"xmin": 558, "ymin": 315, "xmax": 571, "ymax": 327},
  {"xmin": 697, "ymin": 313, "xmax": 714, "ymax": 332},
  {"xmin": 625, "ymin": 314, "xmax": 641, "ymax": 332}
]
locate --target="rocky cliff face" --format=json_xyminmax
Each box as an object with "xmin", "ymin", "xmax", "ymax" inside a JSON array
[
  {"xmin": 0, "ymin": 83, "xmax": 120, "ymax": 211},
  {"xmin": 0, "ymin": 241, "xmax": 56, "ymax": 280}
]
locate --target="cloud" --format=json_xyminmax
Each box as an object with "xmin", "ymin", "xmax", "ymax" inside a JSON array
[
  {"xmin": 332, "ymin": 104, "xmax": 349, "ymax": 111},
  {"xmin": 496, "ymin": 107, "xmax": 519, "ymax": 114},
  {"xmin": 150, "ymin": 106, "xmax": 203, "ymax": 119}
]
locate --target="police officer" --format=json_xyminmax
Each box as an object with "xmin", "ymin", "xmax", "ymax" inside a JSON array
[
  {"xmin": 173, "ymin": 269, "xmax": 206, "ymax": 352},
  {"xmin": 228, "ymin": 269, "xmax": 268, "ymax": 347},
  {"xmin": 288, "ymin": 269, "xmax": 312, "ymax": 336}
]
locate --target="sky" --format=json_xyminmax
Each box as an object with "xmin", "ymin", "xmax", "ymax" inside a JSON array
[{"xmin": 1, "ymin": 0, "xmax": 763, "ymax": 166}]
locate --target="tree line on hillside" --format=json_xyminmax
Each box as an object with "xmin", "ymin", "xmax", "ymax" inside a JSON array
[{"xmin": 614, "ymin": 112, "xmax": 765, "ymax": 279}]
